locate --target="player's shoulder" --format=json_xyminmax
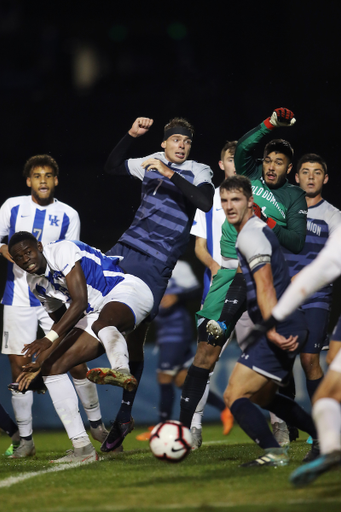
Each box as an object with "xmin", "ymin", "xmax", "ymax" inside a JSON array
[
  {"xmin": 52, "ymin": 199, "xmax": 79, "ymax": 216},
  {"xmin": 283, "ymin": 182, "xmax": 306, "ymax": 198},
  {"xmin": 1, "ymin": 195, "xmax": 30, "ymax": 208}
]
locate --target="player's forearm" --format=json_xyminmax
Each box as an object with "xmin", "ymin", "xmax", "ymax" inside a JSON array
[
  {"xmin": 104, "ymin": 132, "xmax": 135, "ymax": 175},
  {"xmin": 256, "ymin": 283, "xmax": 278, "ymax": 321},
  {"xmin": 170, "ymin": 174, "xmax": 214, "ymax": 212},
  {"xmin": 194, "ymin": 239, "xmax": 218, "ymax": 270},
  {"xmin": 235, "ymin": 122, "xmax": 271, "ymax": 177},
  {"xmin": 48, "ymin": 301, "xmax": 86, "ymax": 340},
  {"xmin": 272, "ymin": 223, "xmax": 306, "ymax": 253}
]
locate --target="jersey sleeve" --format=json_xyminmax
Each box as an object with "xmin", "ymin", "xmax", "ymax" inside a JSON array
[
  {"xmin": 166, "ymin": 260, "xmax": 200, "ymax": 297},
  {"xmin": 190, "ymin": 208, "xmax": 207, "ymax": 238},
  {"xmin": 235, "ymin": 122, "xmax": 272, "ymax": 179},
  {"xmin": 328, "ymin": 208, "xmax": 341, "ymax": 235},
  {"xmin": 192, "ymin": 165, "xmax": 214, "ymax": 188},
  {"xmin": 49, "ymin": 241, "xmax": 82, "ymax": 276},
  {"xmin": 0, "ymin": 198, "xmax": 12, "ymax": 244},
  {"xmin": 126, "ymin": 153, "xmax": 157, "ymax": 181},
  {"xmin": 272, "ymin": 190, "xmax": 307, "ymax": 253},
  {"xmin": 238, "ymin": 224, "xmax": 272, "ymax": 274},
  {"xmin": 64, "ymin": 209, "xmax": 81, "ymax": 241}
]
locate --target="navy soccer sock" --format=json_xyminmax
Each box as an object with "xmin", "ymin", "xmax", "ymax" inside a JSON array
[
  {"xmin": 306, "ymin": 376, "xmax": 324, "ymax": 402},
  {"xmin": 159, "ymin": 383, "xmax": 175, "ymax": 422},
  {"xmin": 267, "ymin": 393, "xmax": 317, "ymax": 439},
  {"xmin": 116, "ymin": 360, "xmax": 144, "ymax": 424},
  {"xmin": 179, "ymin": 365, "xmax": 210, "ymax": 429},
  {"xmin": 0, "ymin": 404, "xmax": 18, "ymax": 437},
  {"xmin": 207, "ymin": 390, "xmax": 225, "ymax": 412},
  {"xmin": 230, "ymin": 397, "xmax": 280, "ymax": 449}
]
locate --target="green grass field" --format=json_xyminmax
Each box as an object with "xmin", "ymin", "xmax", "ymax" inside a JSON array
[{"xmin": 1, "ymin": 423, "xmax": 340, "ymax": 512}]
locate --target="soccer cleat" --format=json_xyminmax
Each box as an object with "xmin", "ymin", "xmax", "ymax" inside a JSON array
[
  {"xmin": 4, "ymin": 441, "xmax": 20, "ymax": 457},
  {"xmin": 50, "ymin": 443, "xmax": 98, "ymax": 463},
  {"xmin": 303, "ymin": 439, "xmax": 320, "ymax": 462},
  {"xmin": 240, "ymin": 447, "xmax": 289, "ymax": 467},
  {"xmin": 8, "ymin": 438, "xmax": 36, "ymax": 458},
  {"xmin": 272, "ymin": 422, "xmax": 290, "ymax": 446},
  {"xmin": 290, "ymin": 450, "xmax": 341, "ymax": 487},
  {"xmin": 191, "ymin": 427, "xmax": 202, "ymax": 450},
  {"xmin": 8, "ymin": 379, "xmax": 47, "ymax": 395},
  {"xmin": 101, "ymin": 417, "xmax": 135, "ymax": 452},
  {"xmin": 206, "ymin": 320, "xmax": 227, "ymax": 345},
  {"xmin": 306, "ymin": 435, "xmax": 313, "ymax": 445},
  {"xmin": 90, "ymin": 422, "xmax": 109, "ymax": 443},
  {"xmin": 86, "ymin": 368, "xmax": 137, "ymax": 392},
  {"xmin": 221, "ymin": 407, "xmax": 234, "ymax": 436},
  {"xmin": 136, "ymin": 426, "xmax": 154, "ymax": 441}
]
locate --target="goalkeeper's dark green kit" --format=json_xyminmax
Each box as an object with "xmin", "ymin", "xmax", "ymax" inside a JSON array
[{"xmin": 197, "ymin": 121, "xmax": 307, "ymax": 331}]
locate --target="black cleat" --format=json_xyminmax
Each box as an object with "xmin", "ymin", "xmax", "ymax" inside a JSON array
[{"xmin": 100, "ymin": 417, "xmax": 134, "ymax": 453}]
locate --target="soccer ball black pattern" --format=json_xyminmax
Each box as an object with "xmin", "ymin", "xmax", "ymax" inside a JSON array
[{"xmin": 149, "ymin": 420, "xmax": 192, "ymax": 463}]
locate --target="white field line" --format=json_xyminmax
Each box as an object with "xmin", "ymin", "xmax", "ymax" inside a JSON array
[{"xmin": 0, "ymin": 459, "xmax": 97, "ymax": 489}]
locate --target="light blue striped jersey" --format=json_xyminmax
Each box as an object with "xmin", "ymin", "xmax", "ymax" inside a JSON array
[
  {"xmin": 154, "ymin": 260, "xmax": 200, "ymax": 344},
  {"xmin": 236, "ymin": 216, "xmax": 291, "ymax": 325},
  {"xmin": 27, "ymin": 240, "xmax": 125, "ymax": 314},
  {"xmin": 282, "ymin": 199, "xmax": 341, "ymax": 309},
  {"xmin": 0, "ymin": 196, "xmax": 80, "ymax": 307},
  {"xmin": 119, "ymin": 152, "xmax": 213, "ymax": 268}
]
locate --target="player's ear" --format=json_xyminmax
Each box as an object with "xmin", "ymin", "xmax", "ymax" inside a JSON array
[
  {"xmin": 295, "ymin": 173, "xmax": 300, "ymax": 184},
  {"xmin": 286, "ymin": 163, "xmax": 293, "ymax": 175},
  {"xmin": 218, "ymin": 160, "xmax": 224, "ymax": 171},
  {"xmin": 323, "ymin": 173, "xmax": 329, "ymax": 185},
  {"xmin": 37, "ymin": 241, "xmax": 43, "ymax": 252},
  {"xmin": 26, "ymin": 177, "xmax": 32, "ymax": 188},
  {"xmin": 54, "ymin": 176, "xmax": 59, "ymax": 187},
  {"xmin": 161, "ymin": 140, "xmax": 166, "ymax": 149}
]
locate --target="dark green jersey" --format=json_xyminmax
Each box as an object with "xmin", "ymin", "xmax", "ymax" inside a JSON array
[{"xmin": 233, "ymin": 121, "xmax": 307, "ymax": 254}]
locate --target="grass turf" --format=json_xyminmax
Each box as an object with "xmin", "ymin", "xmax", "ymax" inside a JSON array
[{"xmin": 1, "ymin": 423, "xmax": 341, "ymax": 512}]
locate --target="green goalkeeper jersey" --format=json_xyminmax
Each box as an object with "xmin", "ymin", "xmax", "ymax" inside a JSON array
[{"xmin": 220, "ymin": 121, "xmax": 307, "ymax": 259}]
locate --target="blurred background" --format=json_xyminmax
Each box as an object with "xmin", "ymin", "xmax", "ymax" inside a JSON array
[{"xmin": 0, "ymin": 1, "xmax": 340, "ymax": 425}]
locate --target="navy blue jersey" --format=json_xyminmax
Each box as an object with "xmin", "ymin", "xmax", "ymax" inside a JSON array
[
  {"xmin": 236, "ymin": 216, "xmax": 291, "ymax": 325},
  {"xmin": 118, "ymin": 152, "xmax": 213, "ymax": 269},
  {"xmin": 282, "ymin": 199, "xmax": 341, "ymax": 310}
]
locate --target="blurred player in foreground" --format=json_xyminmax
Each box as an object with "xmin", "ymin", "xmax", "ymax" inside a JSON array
[
  {"xmin": 0, "ymin": 155, "xmax": 106, "ymax": 458},
  {"xmin": 244, "ymin": 223, "xmax": 341, "ymax": 484},
  {"xmin": 10, "ymin": 232, "xmax": 154, "ymax": 462},
  {"xmin": 220, "ymin": 175, "xmax": 317, "ymax": 467},
  {"xmin": 0, "ymin": 403, "xmax": 19, "ymax": 448}
]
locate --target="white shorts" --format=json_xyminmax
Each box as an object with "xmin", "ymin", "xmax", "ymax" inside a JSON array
[
  {"xmin": 2, "ymin": 305, "xmax": 53, "ymax": 355},
  {"xmin": 74, "ymin": 274, "xmax": 154, "ymax": 338},
  {"xmin": 330, "ymin": 346, "xmax": 341, "ymax": 374}
]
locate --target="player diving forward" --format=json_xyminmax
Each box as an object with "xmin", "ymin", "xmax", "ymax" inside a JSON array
[
  {"xmin": 219, "ymin": 175, "xmax": 317, "ymax": 467},
  {"xmin": 11, "ymin": 231, "xmax": 154, "ymax": 462},
  {"xmin": 244, "ymin": 223, "xmax": 341, "ymax": 484}
]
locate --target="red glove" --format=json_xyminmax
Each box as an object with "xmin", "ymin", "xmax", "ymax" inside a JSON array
[
  {"xmin": 253, "ymin": 202, "xmax": 277, "ymax": 229},
  {"xmin": 264, "ymin": 108, "xmax": 296, "ymax": 130}
]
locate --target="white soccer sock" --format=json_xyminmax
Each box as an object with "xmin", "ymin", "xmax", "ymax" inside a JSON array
[
  {"xmin": 97, "ymin": 326, "xmax": 129, "ymax": 371},
  {"xmin": 191, "ymin": 379, "xmax": 210, "ymax": 430},
  {"xmin": 72, "ymin": 374, "xmax": 102, "ymax": 422},
  {"xmin": 312, "ymin": 398, "xmax": 341, "ymax": 454},
  {"xmin": 269, "ymin": 412, "xmax": 285, "ymax": 425},
  {"xmin": 11, "ymin": 390, "xmax": 33, "ymax": 438},
  {"xmin": 44, "ymin": 374, "xmax": 90, "ymax": 444}
]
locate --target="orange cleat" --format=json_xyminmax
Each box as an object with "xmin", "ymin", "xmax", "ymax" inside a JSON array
[
  {"xmin": 136, "ymin": 426, "xmax": 155, "ymax": 441},
  {"xmin": 221, "ymin": 407, "xmax": 234, "ymax": 435}
]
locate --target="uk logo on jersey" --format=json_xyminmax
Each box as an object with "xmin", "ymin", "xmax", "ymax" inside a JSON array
[{"xmin": 49, "ymin": 215, "xmax": 59, "ymax": 226}]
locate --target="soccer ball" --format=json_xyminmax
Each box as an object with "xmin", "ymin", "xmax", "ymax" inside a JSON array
[{"xmin": 149, "ymin": 420, "xmax": 192, "ymax": 463}]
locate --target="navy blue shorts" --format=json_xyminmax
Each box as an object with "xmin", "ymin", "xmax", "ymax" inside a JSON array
[
  {"xmin": 238, "ymin": 309, "xmax": 308, "ymax": 385},
  {"xmin": 106, "ymin": 243, "xmax": 172, "ymax": 321},
  {"xmin": 301, "ymin": 307, "xmax": 329, "ymax": 353},
  {"xmin": 157, "ymin": 342, "xmax": 193, "ymax": 375}
]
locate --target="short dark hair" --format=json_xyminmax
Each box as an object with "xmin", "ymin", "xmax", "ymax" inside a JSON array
[
  {"xmin": 221, "ymin": 141, "xmax": 238, "ymax": 160},
  {"xmin": 263, "ymin": 139, "xmax": 294, "ymax": 163},
  {"xmin": 220, "ymin": 175, "xmax": 252, "ymax": 200},
  {"xmin": 297, "ymin": 153, "xmax": 327, "ymax": 175},
  {"xmin": 23, "ymin": 155, "xmax": 59, "ymax": 178},
  {"xmin": 163, "ymin": 117, "xmax": 194, "ymax": 138},
  {"xmin": 9, "ymin": 231, "xmax": 38, "ymax": 254}
]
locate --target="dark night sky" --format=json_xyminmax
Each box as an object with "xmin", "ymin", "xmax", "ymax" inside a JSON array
[{"xmin": 1, "ymin": 1, "xmax": 341, "ymax": 320}]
